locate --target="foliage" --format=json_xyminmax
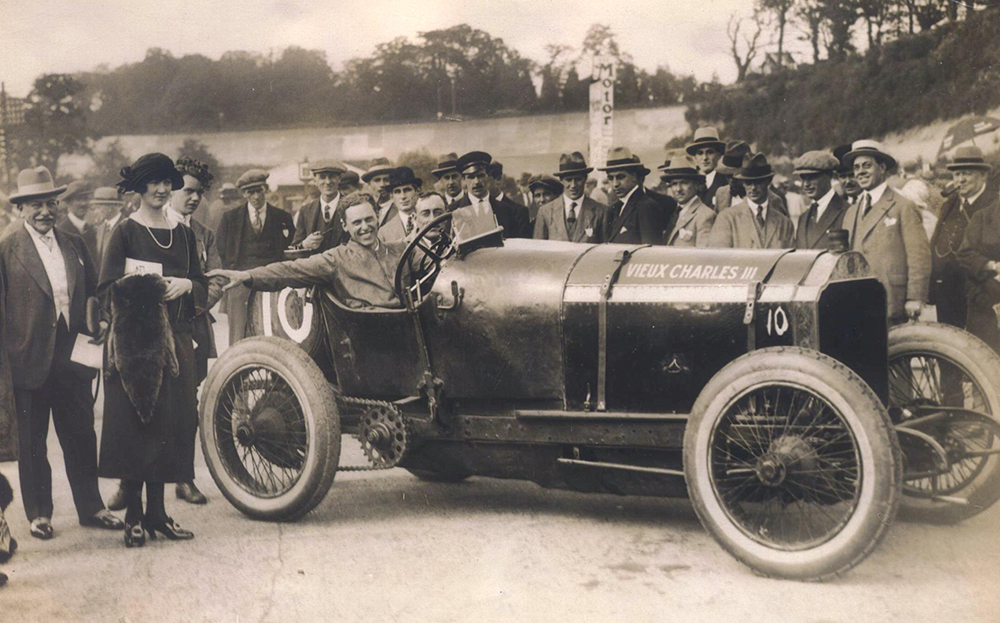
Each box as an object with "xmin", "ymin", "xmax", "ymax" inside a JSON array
[{"xmin": 6, "ymin": 74, "xmax": 92, "ymax": 175}]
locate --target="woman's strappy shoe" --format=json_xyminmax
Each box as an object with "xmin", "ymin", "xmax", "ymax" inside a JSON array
[{"xmin": 145, "ymin": 517, "xmax": 194, "ymax": 541}]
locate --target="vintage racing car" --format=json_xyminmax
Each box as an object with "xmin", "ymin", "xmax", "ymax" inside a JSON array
[{"xmin": 200, "ymin": 218, "xmax": 1000, "ymax": 581}]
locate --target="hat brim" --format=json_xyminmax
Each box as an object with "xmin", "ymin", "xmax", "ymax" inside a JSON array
[
  {"xmin": 311, "ymin": 167, "xmax": 347, "ymax": 176},
  {"xmin": 553, "ymin": 167, "xmax": 593, "ymax": 178},
  {"xmin": 8, "ymin": 185, "xmax": 68, "ymax": 204},
  {"xmin": 794, "ymin": 167, "xmax": 835, "ymax": 176},
  {"xmin": 387, "ymin": 179, "xmax": 423, "ymax": 191},
  {"xmin": 431, "ymin": 166, "xmax": 459, "ymax": 177},
  {"xmin": 946, "ymin": 162, "xmax": 992, "ymax": 172},
  {"xmin": 685, "ymin": 141, "xmax": 726, "ymax": 156},
  {"xmin": 660, "ymin": 172, "xmax": 706, "ymax": 184},
  {"xmin": 733, "ymin": 171, "xmax": 776, "ymax": 182},
  {"xmin": 842, "ymin": 149, "xmax": 897, "ymax": 171},
  {"xmin": 361, "ymin": 168, "xmax": 394, "ymax": 183},
  {"xmin": 238, "ymin": 181, "xmax": 269, "ymax": 192},
  {"xmin": 598, "ymin": 163, "xmax": 651, "ymax": 176}
]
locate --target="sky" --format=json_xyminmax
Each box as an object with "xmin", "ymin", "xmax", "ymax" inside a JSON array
[{"xmin": 0, "ymin": 0, "xmax": 781, "ymax": 97}]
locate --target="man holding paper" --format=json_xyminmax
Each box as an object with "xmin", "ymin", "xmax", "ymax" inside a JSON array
[{"xmin": 0, "ymin": 166, "xmax": 122, "ymax": 540}]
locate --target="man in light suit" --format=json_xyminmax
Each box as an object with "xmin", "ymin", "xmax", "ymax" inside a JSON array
[
  {"xmin": 658, "ymin": 155, "xmax": 715, "ymax": 247},
  {"xmin": 599, "ymin": 147, "xmax": 669, "ymax": 245},
  {"xmin": 842, "ymin": 140, "xmax": 931, "ymax": 324},
  {"xmin": 363, "ymin": 158, "xmax": 396, "ymax": 227},
  {"xmin": 379, "ymin": 167, "xmax": 423, "ymax": 243},
  {"xmin": 534, "ymin": 152, "xmax": 605, "ymax": 243},
  {"xmin": 0, "ymin": 167, "xmax": 122, "ymax": 539},
  {"xmin": 714, "ymin": 142, "xmax": 789, "ymax": 217},
  {"xmin": 793, "ymin": 151, "xmax": 849, "ymax": 250},
  {"xmin": 709, "ymin": 153, "xmax": 795, "ymax": 250},
  {"xmin": 292, "ymin": 160, "xmax": 349, "ymax": 252}
]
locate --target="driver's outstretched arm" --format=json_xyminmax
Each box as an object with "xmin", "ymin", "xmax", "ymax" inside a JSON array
[{"xmin": 245, "ymin": 251, "xmax": 339, "ymax": 292}]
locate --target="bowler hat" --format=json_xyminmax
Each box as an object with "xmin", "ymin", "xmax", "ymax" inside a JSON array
[
  {"xmin": 118, "ymin": 153, "xmax": 184, "ymax": 194},
  {"xmin": 554, "ymin": 152, "xmax": 594, "ymax": 178},
  {"xmin": 685, "ymin": 127, "xmax": 726, "ymax": 156},
  {"xmin": 387, "ymin": 166, "xmax": 423, "ymax": 191},
  {"xmin": 61, "ymin": 180, "xmax": 94, "ymax": 203},
  {"xmin": 310, "ymin": 159, "xmax": 348, "ymax": 175},
  {"xmin": 431, "ymin": 153, "xmax": 460, "ymax": 177},
  {"xmin": 658, "ymin": 155, "xmax": 706, "ymax": 183},
  {"xmin": 7, "ymin": 166, "xmax": 67, "ymax": 204},
  {"xmin": 793, "ymin": 150, "xmax": 840, "ymax": 175},
  {"xmin": 339, "ymin": 171, "xmax": 361, "ymax": 188},
  {"xmin": 457, "ymin": 151, "xmax": 493, "ymax": 175},
  {"xmin": 718, "ymin": 141, "xmax": 752, "ymax": 174},
  {"xmin": 527, "ymin": 174, "xmax": 564, "ymax": 195},
  {"xmin": 362, "ymin": 158, "xmax": 394, "ymax": 183},
  {"xmin": 842, "ymin": 139, "xmax": 898, "ymax": 172},
  {"xmin": 598, "ymin": 147, "xmax": 650, "ymax": 176},
  {"xmin": 89, "ymin": 186, "xmax": 123, "ymax": 205},
  {"xmin": 946, "ymin": 146, "xmax": 992, "ymax": 172},
  {"xmin": 236, "ymin": 169, "xmax": 270, "ymax": 191},
  {"xmin": 733, "ymin": 153, "xmax": 776, "ymax": 182}
]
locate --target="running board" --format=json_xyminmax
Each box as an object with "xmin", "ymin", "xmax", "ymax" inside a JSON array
[
  {"xmin": 517, "ymin": 410, "xmax": 688, "ymax": 422},
  {"xmin": 556, "ymin": 458, "xmax": 686, "ymax": 478}
]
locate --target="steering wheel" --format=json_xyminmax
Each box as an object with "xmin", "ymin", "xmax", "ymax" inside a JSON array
[{"xmin": 394, "ymin": 212, "xmax": 456, "ymax": 308}]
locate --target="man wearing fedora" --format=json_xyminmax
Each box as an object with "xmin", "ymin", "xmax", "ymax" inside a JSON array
[
  {"xmin": 292, "ymin": 160, "xmax": 349, "ymax": 253},
  {"xmin": 687, "ymin": 127, "xmax": 729, "ymax": 208},
  {"xmin": 216, "ymin": 169, "xmax": 296, "ymax": 344},
  {"xmin": 0, "ymin": 166, "xmax": 123, "ymax": 539},
  {"xmin": 91, "ymin": 187, "xmax": 127, "ymax": 262},
  {"xmin": 534, "ymin": 153, "xmax": 605, "ymax": 243},
  {"xmin": 930, "ymin": 146, "xmax": 995, "ymax": 330},
  {"xmin": 793, "ymin": 150, "xmax": 849, "ymax": 250},
  {"xmin": 714, "ymin": 142, "xmax": 789, "ymax": 217},
  {"xmin": 842, "ymin": 140, "xmax": 931, "ymax": 323},
  {"xmin": 431, "ymin": 153, "xmax": 465, "ymax": 209},
  {"xmin": 833, "ymin": 144, "xmax": 863, "ymax": 205},
  {"xmin": 709, "ymin": 153, "xmax": 795, "ymax": 250},
  {"xmin": 362, "ymin": 158, "xmax": 396, "ymax": 226},
  {"xmin": 452, "ymin": 151, "xmax": 531, "ymax": 239},
  {"xmin": 56, "ymin": 181, "xmax": 99, "ymax": 263},
  {"xmin": 659, "ymin": 155, "xmax": 715, "ymax": 247},
  {"xmin": 379, "ymin": 167, "xmax": 423, "ymax": 243},
  {"xmin": 599, "ymin": 147, "xmax": 668, "ymax": 245}
]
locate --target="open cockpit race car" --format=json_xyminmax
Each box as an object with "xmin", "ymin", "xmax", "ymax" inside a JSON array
[{"xmin": 200, "ymin": 215, "xmax": 1000, "ymax": 581}]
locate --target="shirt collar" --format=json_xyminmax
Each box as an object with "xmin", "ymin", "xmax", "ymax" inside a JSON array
[
  {"xmin": 705, "ymin": 170, "xmax": 717, "ymax": 187},
  {"xmin": 24, "ymin": 221, "xmax": 55, "ymax": 244},
  {"xmin": 563, "ymin": 194, "xmax": 583, "ymax": 212},
  {"xmin": 747, "ymin": 196, "xmax": 769, "ymax": 213},
  {"xmin": 620, "ymin": 184, "xmax": 640, "ymax": 206},
  {"xmin": 321, "ymin": 193, "xmax": 340, "ymax": 209},
  {"xmin": 166, "ymin": 207, "xmax": 190, "ymax": 226},
  {"xmin": 495, "ymin": 191, "xmax": 505, "ymax": 202},
  {"xmin": 812, "ymin": 188, "xmax": 836, "ymax": 218},
  {"xmin": 67, "ymin": 212, "xmax": 88, "ymax": 232},
  {"xmin": 679, "ymin": 194, "xmax": 700, "ymax": 214},
  {"xmin": 865, "ymin": 180, "xmax": 889, "ymax": 206},
  {"xmin": 965, "ymin": 184, "xmax": 987, "ymax": 207}
]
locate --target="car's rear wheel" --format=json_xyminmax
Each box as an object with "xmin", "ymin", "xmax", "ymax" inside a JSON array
[
  {"xmin": 200, "ymin": 336, "xmax": 340, "ymax": 521},
  {"xmin": 888, "ymin": 322, "xmax": 1000, "ymax": 523},
  {"xmin": 684, "ymin": 347, "xmax": 901, "ymax": 581}
]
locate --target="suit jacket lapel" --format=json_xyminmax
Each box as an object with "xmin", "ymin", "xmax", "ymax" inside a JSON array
[
  {"xmin": 55, "ymin": 229, "xmax": 79, "ymax": 302},
  {"xmin": 738, "ymin": 203, "xmax": 763, "ymax": 248},
  {"xmin": 571, "ymin": 199, "xmax": 598, "ymax": 242},
  {"xmin": 810, "ymin": 196, "xmax": 844, "ymax": 248},
  {"xmin": 13, "ymin": 228, "xmax": 54, "ymax": 300},
  {"xmin": 609, "ymin": 191, "xmax": 640, "ymax": 241},
  {"xmin": 858, "ymin": 190, "xmax": 894, "ymax": 242}
]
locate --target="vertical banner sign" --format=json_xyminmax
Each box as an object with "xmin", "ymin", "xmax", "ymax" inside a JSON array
[{"xmin": 589, "ymin": 55, "xmax": 615, "ymax": 170}]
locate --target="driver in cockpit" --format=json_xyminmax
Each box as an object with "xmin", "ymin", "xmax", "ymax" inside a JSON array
[{"xmin": 209, "ymin": 193, "xmax": 410, "ymax": 309}]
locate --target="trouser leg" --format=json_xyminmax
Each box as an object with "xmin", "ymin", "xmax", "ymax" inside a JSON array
[
  {"xmin": 13, "ymin": 387, "xmax": 52, "ymax": 521},
  {"xmin": 49, "ymin": 372, "xmax": 104, "ymax": 521}
]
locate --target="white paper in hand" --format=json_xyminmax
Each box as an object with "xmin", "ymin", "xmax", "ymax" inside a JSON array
[
  {"xmin": 70, "ymin": 334, "xmax": 103, "ymax": 369},
  {"xmin": 124, "ymin": 257, "xmax": 163, "ymax": 276}
]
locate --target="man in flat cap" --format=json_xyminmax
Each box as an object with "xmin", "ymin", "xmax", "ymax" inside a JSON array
[
  {"xmin": 598, "ymin": 148, "xmax": 667, "ymax": 245},
  {"xmin": 339, "ymin": 171, "xmax": 362, "ymax": 196},
  {"xmin": 431, "ymin": 153, "xmax": 465, "ymax": 209},
  {"xmin": 216, "ymin": 169, "xmax": 295, "ymax": 344},
  {"xmin": 293, "ymin": 160, "xmax": 349, "ymax": 253},
  {"xmin": 56, "ymin": 181, "xmax": 99, "ymax": 263},
  {"xmin": 659, "ymin": 155, "xmax": 715, "ymax": 247},
  {"xmin": 794, "ymin": 150, "xmax": 849, "ymax": 249},
  {"xmin": 379, "ymin": 167, "xmax": 423, "ymax": 243},
  {"xmin": 687, "ymin": 127, "xmax": 729, "ymax": 208},
  {"xmin": 709, "ymin": 153, "xmax": 795, "ymax": 249},
  {"xmin": 362, "ymin": 158, "xmax": 396, "ymax": 227},
  {"xmin": 931, "ymin": 145, "xmax": 996, "ymax": 331},
  {"xmin": 451, "ymin": 151, "xmax": 531, "ymax": 239},
  {"xmin": 842, "ymin": 140, "xmax": 931, "ymax": 323},
  {"xmin": 535, "ymin": 153, "xmax": 605, "ymax": 243}
]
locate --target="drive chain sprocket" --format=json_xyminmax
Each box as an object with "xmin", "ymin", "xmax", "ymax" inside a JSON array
[{"xmin": 337, "ymin": 395, "xmax": 409, "ymax": 471}]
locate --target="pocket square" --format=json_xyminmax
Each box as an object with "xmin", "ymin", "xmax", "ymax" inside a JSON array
[{"xmin": 884, "ymin": 217, "xmax": 898, "ymax": 227}]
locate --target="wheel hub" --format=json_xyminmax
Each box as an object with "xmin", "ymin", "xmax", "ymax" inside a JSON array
[
  {"xmin": 755, "ymin": 455, "xmax": 787, "ymax": 486},
  {"xmin": 236, "ymin": 422, "xmax": 255, "ymax": 446},
  {"xmin": 755, "ymin": 435, "xmax": 817, "ymax": 486}
]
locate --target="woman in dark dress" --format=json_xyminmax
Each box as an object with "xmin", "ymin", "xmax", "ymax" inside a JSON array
[{"xmin": 99, "ymin": 153, "xmax": 207, "ymax": 547}]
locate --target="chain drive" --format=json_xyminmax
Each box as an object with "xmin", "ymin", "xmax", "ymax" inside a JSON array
[{"xmin": 337, "ymin": 395, "xmax": 410, "ymax": 472}]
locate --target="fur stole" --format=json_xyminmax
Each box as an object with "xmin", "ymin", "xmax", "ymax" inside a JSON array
[
  {"xmin": 107, "ymin": 274, "xmax": 179, "ymax": 425},
  {"xmin": 0, "ymin": 472, "xmax": 12, "ymax": 512}
]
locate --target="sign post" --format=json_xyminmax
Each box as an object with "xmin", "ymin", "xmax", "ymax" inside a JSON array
[{"xmin": 589, "ymin": 55, "xmax": 615, "ymax": 171}]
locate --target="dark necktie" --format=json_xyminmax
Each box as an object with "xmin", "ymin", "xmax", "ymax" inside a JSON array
[
  {"xmin": 756, "ymin": 205, "xmax": 765, "ymax": 230},
  {"xmin": 860, "ymin": 193, "xmax": 872, "ymax": 218},
  {"xmin": 323, "ymin": 204, "xmax": 332, "ymax": 222},
  {"xmin": 404, "ymin": 216, "xmax": 414, "ymax": 235},
  {"xmin": 567, "ymin": 201, "xmax": 577, "ymax": 234},
  {"xmin": 808, "ymin": 201, "xmax": 819, "ymax": 226}
]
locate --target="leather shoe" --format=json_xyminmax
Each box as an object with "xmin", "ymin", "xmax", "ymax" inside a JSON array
[
  {"xmin": 106, "ymin": 482, "xmax": 128, "ymax": 511},
  {"xmin": 29, "ymin": 517, "xmax": 53, "ymax": 540},
  {"xmin": 0, "ymin": 571, "xmax": 7, "ymax": 587},
  {"xmin": 176, "ymin": 482, "xmax": 207, "ymax": 505},
  {"xmin": 146, "ymin": 516, "xmax": 194, "ymax": 541},
  {"xmin": 81, "ymin": 509, "xmax": 125, "ymax": 530}
]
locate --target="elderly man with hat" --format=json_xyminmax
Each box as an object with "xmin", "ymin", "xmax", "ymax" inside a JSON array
[
  {"xmin": 793, "ymin": 150, "xmax": 849, "ymax": 249},
  {"xmin": 599, "ymin": 147, "xmax": 667, "ymax": 245},
  {"xmin": 842, "ymin": 140, "xmax": 931, "ymax": 323},
  {"xmin": 687, "ymin": 127, "xmax": 729, "ymax": 208},
  {"xmin": 56, "ymin": 180, "xmax": 99, "ymax": 262},
  {"xmin": 215, "ymin": 169, "xmax": 295, "ymax": 344},
  {"xmin": 431, "ymin": 153, "xmax": 465, "ymax": 209},
  {"xmin": 292, "ymin": 159, "xmax": 350, "ymax": 253},
  {"xmin": 833, "ymin": 144, "xmax": 863, "ymax": 205},
  {"xmin": 709, "ymin": 153, "xmax": 795, "ymax": 250},
  {"xmin": 0, "ymin": 166, "xmax": 123, "ymax": 539},
  {"xmin": 91, "ymin": 187, "xmax": 127, "ymax": 261},
  {"xmin": 534, "ymin": 152, "xmax": 605, "ymax": 243},
  {"xmin": 930, "ymin": 146, "xmax": 996, "ymax": 330},
  {"xmin": 379, "ymin": 167, "xmax": 423, "ymax": 243},
  {"xmin": 451, "ymin": 151, "xmax": 531, "ymax": 239},
  {"xmin": 362, "ymin": 158, "xmax": 396, "ymax": 226},
  {"xmin": 659, "ymin": 155, "xmax": 715, "ymax": 247}
]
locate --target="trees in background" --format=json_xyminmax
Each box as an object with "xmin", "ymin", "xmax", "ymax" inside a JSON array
[{"xmin": 5, "ymin": 74, "xmax": 92, "ymax": 176}]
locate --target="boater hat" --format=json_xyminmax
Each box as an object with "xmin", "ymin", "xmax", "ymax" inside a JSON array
[
  {"xmin": 658, "ymin": 155, "xmax": 706, "ymax": 183},
  {"xmin": 554, "ymin": 152, "xmax": 594, "ymax": 178},
  {"xmin": 946, "ymin": 146, "xmax": 992, "ymax": 172},
  {"xmin": 842, "ymin": 139, "xmax": 898, "ymax": 172},
  {"xmin": 733, "ymin": 153, "xmax": 777, "ymax": 182},
  {"xmin": 431, "ymin": 153, "xmax": 460, "ymax": 177},
  {"xmin": 685, "ymin": 127, "xmax": 726, "ymax": 156},
  {"xmin": 7, "ymin": 166, "xmax": 66, "ymax": 203},
  {"xmin": 361, "ymin": 157, "xmax": 394, "ymax": 183},
  {"xmin": 598, "ymin": 147, "xmax": 650, "ymax": 176},
  {"xmin": 793, "ymin": 150, "xmax": 840, "ymax": 176}
]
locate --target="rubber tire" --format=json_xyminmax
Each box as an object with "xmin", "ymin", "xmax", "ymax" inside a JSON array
[
  {"xmin": 684, "ymin": 347, "xmax": 902, "ymax": 581},
  {"xmin": 200, "ymin": 336, "xmax": 340, "ymax": 522},
  {"xmin": 405, "ymin": 468, "xmax": 472, "ymax": 483},
  {"xmin": 888, "ymin": 322, "xmax": 1000, "ymax": 523}
]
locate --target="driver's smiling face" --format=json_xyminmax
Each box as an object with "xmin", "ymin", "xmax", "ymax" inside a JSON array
[{"xmin": 345, "ymin": 202, "xmax": 379, "ymax": 247}]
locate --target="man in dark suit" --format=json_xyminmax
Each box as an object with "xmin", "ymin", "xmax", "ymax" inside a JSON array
[
  {"xmin": 216, "ymin": 169, "xmax": 295, "ymax": 345},
  {"xmin": 709, "ymin": 153, "xmax": 795, "ymax": 250},
  {"xmin": 0, "ymin": 167, "xmax": 122, "ymax": 539},
  {"xmin": 687, "ymin": 127, "xmax": 729, "ymax": 208},
  {"xmin": 451, "ymin": 151, "xmax": 532, "ymax": 239},
  {"xmin": 431, "ymin": 153, "xmax": 465, "ymax": 209},
  {"xmin": 90, "ymin": 187, "xmax": 127, "ymax": 263},
  {"xmin": 535, "ymin": 152, "xmax": 605, "ymax": 243},
  {"xmin": 842, "ymin": 140, "xmax": 931, "ymax": 324},
  {"xmin": 55, "ymin": 181, "xmax": 99, "ymax": 263},
  {"xmin": 930, "ymin": 146, "xmax": 995, "ymax": 329},
  {"xmin": 362, "ymin": 158, "xmax": 396, "ymax": 227},
  {"xmin": 292, "ymin": 160, "xmax": 349, "ymax": 253},
  {"xmin": 598, "ymin": 147, "xmax": 667, "ymax": 245},
  {"xmin": 793, "ymin": 150, "xmax": 848, "ymax": 250},
  {"xmin": 833, "ymin": 144, "xmax": 863, "ymax": 206}
]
